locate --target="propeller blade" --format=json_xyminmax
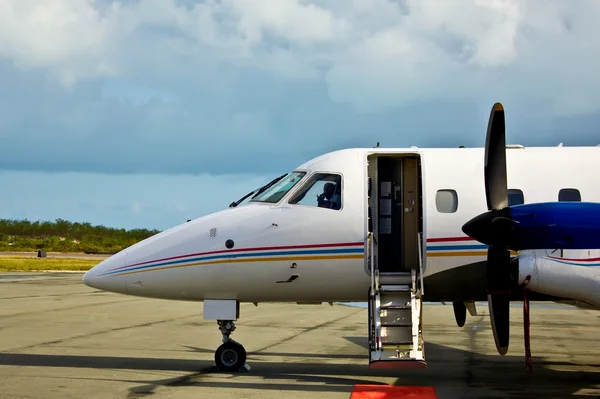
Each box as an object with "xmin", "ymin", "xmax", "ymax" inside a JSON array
[
  {"xmin": 488, "ymin": 293, "xmax": 510, "ymax": 355},
  {"xmin": 487, "ymin": 246, "xmax": 511, "ymax": 355},
  {"xmin": 484, "ymin": 102, "xmax": 508, "ymax": 211},
  {"xmin": 464, "ymin": 102, "xmax": 515, "ymax": 357}
]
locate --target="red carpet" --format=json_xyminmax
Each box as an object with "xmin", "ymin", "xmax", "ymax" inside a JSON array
[{"xmin": 350, "ymin": 385, "xmax": 437, "ymax": 399}]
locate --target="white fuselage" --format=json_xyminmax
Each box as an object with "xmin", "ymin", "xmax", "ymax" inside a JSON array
[{"xmin": 83, "ymin": 146, "xmax": 600, "ymax": 307}]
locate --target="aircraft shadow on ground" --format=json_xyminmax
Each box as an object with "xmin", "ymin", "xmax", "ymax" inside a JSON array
[
  {"xmin": 182, "ymin": 344, "xmax": 367, "ymax": 360},
  {"xmin": 0, "ymin": 338, "xmax": 598, "ymax": 398}
]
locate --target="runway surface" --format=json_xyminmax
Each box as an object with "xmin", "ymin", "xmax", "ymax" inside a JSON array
[{"xmin": 0, "ymin": 272, "xmax": 599, "ymax": 399}]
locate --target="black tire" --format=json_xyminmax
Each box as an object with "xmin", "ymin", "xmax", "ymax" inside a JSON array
[{"xmin": 215, "ymin": 341, "xmax": 246, "ymax": 371}]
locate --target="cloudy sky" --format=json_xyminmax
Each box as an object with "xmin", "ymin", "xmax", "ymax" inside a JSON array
[{"xmin": 1, "ymin": 0, "xmax": 600, "ymax": 230}]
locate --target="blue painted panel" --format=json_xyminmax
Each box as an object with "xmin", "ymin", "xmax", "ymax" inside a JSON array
[{"xmin": 510, "ymin": 202, "xmax": 600, "ymax": 249}]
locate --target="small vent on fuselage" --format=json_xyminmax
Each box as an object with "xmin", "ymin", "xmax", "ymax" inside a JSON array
[{"xmin": 209, "ymin": 228, "xmax": 217, "ymax": 238}]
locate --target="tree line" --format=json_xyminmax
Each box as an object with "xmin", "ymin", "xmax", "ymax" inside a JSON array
[{"xmin": 0, "ymin": 218, "xmax": 160, "ymax": 254}]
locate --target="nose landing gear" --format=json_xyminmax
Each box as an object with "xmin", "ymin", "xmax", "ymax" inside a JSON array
[{"xmin": 215, "ymin": 320, "xmax": 248, "ymax": 372}]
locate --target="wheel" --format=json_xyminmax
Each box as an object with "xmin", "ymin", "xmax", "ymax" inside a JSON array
[{"xmin": 215, "ymin": 341, "xmax": 247, "ymax": 371}]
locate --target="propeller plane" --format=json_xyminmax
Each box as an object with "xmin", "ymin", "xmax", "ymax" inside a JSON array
[{"xmin": 83, "ymin": 103, "xmax": 600, "ymax": 372}]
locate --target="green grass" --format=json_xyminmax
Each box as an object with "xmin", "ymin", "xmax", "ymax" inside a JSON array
[{"xmin": 0, "ymin": 257, "xmax": 100, "ymax": 272}]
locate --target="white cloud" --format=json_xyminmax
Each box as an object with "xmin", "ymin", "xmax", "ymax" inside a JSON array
[
  {"xmin": 0, "ymin": 0, "xmax": 599, "ymax": 179},
  {"xmin": 229, "ymin": 0, "xmax": 349, "ymax": 45},
  {"xmin": 3, "ymin": 1, "xmax": 600, "ymax": 226},
  {"xmin": 0, "ymin": 0, "xmax": 117, "ymax": 85},
  {"xmin": 0, "ymin": 0, "xmax": 597, "ymax": 113}
]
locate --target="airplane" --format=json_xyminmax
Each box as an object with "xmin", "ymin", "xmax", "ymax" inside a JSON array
[{"xmin": 82, "ymin": 103, "xmax": 600, "ymax": 373}]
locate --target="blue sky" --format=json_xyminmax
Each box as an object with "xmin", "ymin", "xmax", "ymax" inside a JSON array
[{"xmin": 1, "ymin": 0, "xmax": 600, "ymax": 230}]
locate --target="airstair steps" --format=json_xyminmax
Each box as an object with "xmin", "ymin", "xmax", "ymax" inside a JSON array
[
  {"xmin": 381, "ymin": 323, "xmax": 412, "ymax": 328},
  {"xmin": 368, "ymin": 234, "xmax": 426, "ymax": 369},
  {"xmin": 379, "ymin": 285, "xmax": 411, "ymax": 292},
  {"xmin": 379, "ymin": 272, "xmax": 412, "ymax": 285}
]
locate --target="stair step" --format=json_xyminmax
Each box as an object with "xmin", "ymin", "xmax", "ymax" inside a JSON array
[
  {"xmin": 380, "ymin": 307, "xmax": 411, "ymax": 316},
  {"xmin": 380, "ymin": 285, "xmax": 411, "ymax": 292},
  {"xmin": 376, "ymin": 347, "xmax": 425, "ymax": 361},
  {"xmin": 380, "ymin": 294, "xmax": 411, "ymax": 308},
  {"xmin": 381, "ymin": 348, "xmax": 421, "ymax": 356},
  {"xmin": 379, "ymin": 277, "xmax": 412, "ymax": 285},
  {"xmin": 381, "ymin": 322, "xmax": 412, "ymax": 328},
  {"xmin": 381, "ymin": 341, "xmax": 413, "ymax": 346},
  {"xmin": 380, "ymin": 291, "xmax": 411, "ymax": 300},
  {"xmin": 381, "ymin": 327, "xmax": 412, "ymax": 343},
  {"xmin": 379, "ymin": 272, "xmax": 412, "ymax": 276},
  {"xmin": 380, "ymin": 305, "xmax": 411, "ymax": 310},
  {"xmin": 378, "ymin": 272, "xmax": 412, "ymax": 283}
]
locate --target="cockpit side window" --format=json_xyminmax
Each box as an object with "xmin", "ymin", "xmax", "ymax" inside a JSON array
[
  {"xmin": 288, "ymin": 173, "xmax": 342, "ymax": 210},
  {"xmin": 250, "ymin": 172, "xmax": 306, "ymax": 203}
]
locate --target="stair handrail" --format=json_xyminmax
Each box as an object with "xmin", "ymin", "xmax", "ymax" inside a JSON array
[
  {"xmin": 367, "ymin": 231, "xmax": 377, "ymax": 352},
  {"xmin": 417, "ymin": 232, "xmax": 425, "ymax": 296},
  {"xmin": 368, "ymin": 232, "xmax": 375, "ymax": 296}
]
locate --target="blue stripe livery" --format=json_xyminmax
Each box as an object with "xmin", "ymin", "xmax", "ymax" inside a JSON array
[{"xmin": 100, "ymin": 246, "xmax": 365, "ymax": 276}]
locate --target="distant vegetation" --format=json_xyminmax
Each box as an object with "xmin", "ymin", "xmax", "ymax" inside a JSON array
[
  {"xmin": 0, "ymin": 257, "xmax": 98, "ymax": 272},
  {"xmin": 0, "ymin": 218, "xmax": 160, "ymax": 254}
]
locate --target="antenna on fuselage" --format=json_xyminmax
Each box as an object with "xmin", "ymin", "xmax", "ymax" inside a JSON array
[{"xmin": 374, "ymin": 142, "xmax": 380, "ymax": 148}]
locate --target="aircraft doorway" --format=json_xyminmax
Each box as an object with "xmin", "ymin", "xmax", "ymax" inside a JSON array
[{"xmin": 369, "ymin": 155, "xmax": 422, "ymax": 273}]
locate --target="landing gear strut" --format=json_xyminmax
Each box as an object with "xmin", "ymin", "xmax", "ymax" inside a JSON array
[{"xmin": 214, "ymin": 320, "xmax": 247, "ymax": 371}]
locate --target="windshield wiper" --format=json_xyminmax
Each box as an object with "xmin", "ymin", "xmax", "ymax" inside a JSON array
[
  {"xmin": 229, "ymin": 190, "xmax": 256, "ymax": 208},
  {"xmin": 250, "ymin": 173, "xmax": 287, "ymax": 200},
  {"xmin": 229, "ymin": 173, "xmax": 288, "ymax": 208}
]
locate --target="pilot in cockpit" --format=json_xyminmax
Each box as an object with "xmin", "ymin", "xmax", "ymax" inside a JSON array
[{"xmin": 317, "ymin": 182, "xmax": 341, "ymax": 210}]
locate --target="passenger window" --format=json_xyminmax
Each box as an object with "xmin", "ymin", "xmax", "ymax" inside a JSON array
[
  {"xmin": 289, "ymin": 173, "xmax": 342, "ymax": 210},
  {"xmin": 436, "ymin": 189, "xmax": 458, "ymax": 213},
  {"xmin": 508, "ymin": 189, "xmax": 524, "ymax": 206},
  {"xmin": 559, "ymin": 188, "xmax": 581, "ymax": 202}
]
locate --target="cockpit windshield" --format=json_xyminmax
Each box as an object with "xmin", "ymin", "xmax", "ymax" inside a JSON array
[{"xmin": 249, "ymin": 172, "xmax": 306, "ymax": 204}]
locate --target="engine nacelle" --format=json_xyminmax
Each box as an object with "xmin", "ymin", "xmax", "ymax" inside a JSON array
[{"xmin": 516, "ymin": 250, "xmax": 600, "ymax": 309}]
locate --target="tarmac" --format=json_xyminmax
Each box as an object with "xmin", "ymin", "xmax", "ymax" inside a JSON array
[{"xmin": 0, "ymin": 272, "xmax": 599, "ymax": 399}]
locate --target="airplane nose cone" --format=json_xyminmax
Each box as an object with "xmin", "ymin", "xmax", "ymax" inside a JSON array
[
  {"xmin": 82, "ymin": 256, "xmax": 128, "ymax": 294},
  {"xmin": 82, "ymin": 267, "xmax": 99, "ymax": 288}
]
